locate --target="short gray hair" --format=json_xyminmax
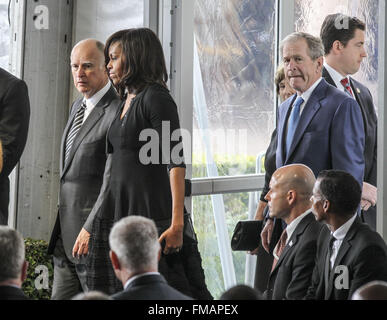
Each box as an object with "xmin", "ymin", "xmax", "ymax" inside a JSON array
[
  {"xmin": 109, "ymin": 216, "xmax": 160, "ymax": 272},
  {"xmin": 0, "ymin": 226, "xmax": 25, "ymax": 282},
  {"xmin": 280, "ymin": 32, "xmax": 324, "ymax": 61}
]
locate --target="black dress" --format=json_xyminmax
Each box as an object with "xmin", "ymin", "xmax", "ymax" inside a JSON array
[{"xmin": 86, "ymin": 84, "xmax": 212, "ymax": 299}]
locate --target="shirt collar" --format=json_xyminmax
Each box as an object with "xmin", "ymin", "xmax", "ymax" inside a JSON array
[
  {"xmin": 123, "ymin": 272, "xmax": 160, "ymax": 290},
  {"xmin": 332, "ymin": 213, "xmax": 357, "ymax": 241},
  {"xmin": 323, "ymin": 61, "xmax": 349, "ymax": 90},
  {"xmin": 84, "ymin": 81, "xmax": 111, "ymax": 109},
  {"xmin": 299, "ymin": 77, "xmax": 323, "ymax": 106},
  {"xmin": 285, "ymin": 210, "xmax": 311, "ymax": 245}
]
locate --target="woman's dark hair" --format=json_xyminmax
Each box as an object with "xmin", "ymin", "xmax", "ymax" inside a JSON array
[{"xmin": 105, "ymin": 28, "xmax": 168, "ymax": 99}]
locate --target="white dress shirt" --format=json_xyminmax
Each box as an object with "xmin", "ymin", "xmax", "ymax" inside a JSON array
[
  {"xmin": 272, "ymin": 210, "xmax": 311, "ymax": 257},
  {"xmin": 82, "ymin": 81, "xmax": 111, "ymax": 123},
  {"xmin": 330, "ymin": 213, "xmax": 357, "ymax": 269},
  {"xmin": 323, "ymin": 61, "xmax": 355, "ymax": 100}
]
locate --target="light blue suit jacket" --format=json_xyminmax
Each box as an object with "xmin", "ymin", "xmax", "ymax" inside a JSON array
[{"xmin": 276, "ymin": 78, "xmax": 365, "ymax": 186}]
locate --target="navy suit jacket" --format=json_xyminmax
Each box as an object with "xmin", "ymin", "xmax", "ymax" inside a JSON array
[
  {"xmin": 111, "ymin": 274, "xmax": 193, "ymax": 300},
  {"xmin": 276, "ymin": 78, "xmax": 365, "ymax": 187}
]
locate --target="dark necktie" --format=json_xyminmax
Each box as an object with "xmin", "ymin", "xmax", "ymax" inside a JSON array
[
  {"xmin": 286, "ymin": 96, "xmax": 304, "ymax": 156},
  {"xmin": 65, "ymin": 102, "xmax": 87, "ymax": 165},
  {"xmin": 324, "ymin": 234, "xmax": 336, "ymax": 297},
  {"xmin": 271, "ymin": 229, "xmax": 288, "ymax": 272},
  {"xmin": 340, "ymin": 77, "xmax": 354, "ymax": 97}
]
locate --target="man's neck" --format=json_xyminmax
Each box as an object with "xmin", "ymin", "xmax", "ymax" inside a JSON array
[
  {"xmin": 284, "ymin": 204, "xmax": 311, "ymax": 225},
  {"xmin": 0, "ymin": 279, "xmax": 22, "ymax": 288},
  {"xmin": 324, "ymin": 56, "xmax": 347, "ymax": 77},
  {"xmin": 328, "ymin": 213, "xmax": 354, "ymax": 232},
  {"xmin": 120, "ymin": 268, "xmax": 158, "ymax": 287}
]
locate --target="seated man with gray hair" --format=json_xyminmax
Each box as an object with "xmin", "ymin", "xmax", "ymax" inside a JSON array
[
  {"xmin": 109, "ymin": 216, "xmax": 192, "ymax": 300},
  {"xmin": 0, "ymin": 226, "xmax": 28, "ymax": 300}
]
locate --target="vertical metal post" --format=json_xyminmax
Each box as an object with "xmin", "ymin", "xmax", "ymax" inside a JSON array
[{"xmin": 377, "ymin": 0, "xmax": 387, "ymax": 240}]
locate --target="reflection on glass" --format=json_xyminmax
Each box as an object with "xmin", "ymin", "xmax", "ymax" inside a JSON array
[
  {"xmin": 0, "ymin": 0, "xmax": 10, "ymax": 70},
  {"xmin": 193, "ymin": 192, "xmax": 252, "ymax": 299},
  {"xmin": 193, "ymin": 0, "xmax": 276, "ymax": 178},
  {"xmin": 294, "ymin": 0, "xmax": 379, "ymax": 107}
]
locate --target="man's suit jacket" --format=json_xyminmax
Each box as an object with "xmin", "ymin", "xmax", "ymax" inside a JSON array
[
  {"xmin": 323, "ymin": 68, "xmax": 378, "ymax": 228},
  {"xmin": 0, "ymin": 285, "xmax": 28, "ymax": 300},
  {"xmin": 264, "ymin": 212, "xmax": 324, "ymax": 300},
  {"xmin": 276, "ymin": 78, "xmax": 365, "ymax": 188},
  {"xmin": 305, "ymin": 217, "xmax": 387, "ymax": 300},
  {"xmin": 0, "ymin": 68, "xmax": 30, "ymax": 225},
  {"xmin": 111, "ymin": 274, "xmax": 193, "ymax": 300},
  {"xmin": 48, "ymin": 86, "xmax": 121, "ymax": 263}
]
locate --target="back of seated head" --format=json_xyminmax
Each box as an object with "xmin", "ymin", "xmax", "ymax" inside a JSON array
[
  {"xmin": 352, "ymin": 281, "xmax": 387, "ymax": 300},
  {"xmin": 109, "ymin": 215, "xmax": 160, "ymax": 273},
  {"xmin": 317, "ymin": 170, "xmax": 361, "ymax": 215},
  {"xmin": 72, "ymin": 290, "xmax": 112, "ymax": 300},
  {"xmin": 220, "ymin": 284, "xmax": 262, "ymax": 300},
  {"xmin": 0, "ymin": 226, "xmax": 25, "ymax": 283}
]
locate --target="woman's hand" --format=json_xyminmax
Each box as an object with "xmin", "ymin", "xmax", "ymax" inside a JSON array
[{"xmin": 159, "ymin": 225, "xmax": 183, "ymax": 255}]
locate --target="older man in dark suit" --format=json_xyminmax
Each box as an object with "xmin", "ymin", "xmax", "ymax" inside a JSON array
[
  {"xmin": 0, "ymin": 226, "xmax": 28, "ymax": 300},
  {"xmin": 109, "ymin": 216, "xmax": 192, "ymax": 300},
  {"xmin": 48, "ymin": 39, "xmax": 121, "ymax": 299},
  {"xmin": 306, "ymin": 170, "xmax": 387, "ymax": 300},
  {"xmin": 262, "ymin": 164, "xmax": 323, "ymax": 300},
  {"xmin": 320, "ymin": 13, "xmax": 378, "ymax": 230},
  {"xmin": 0, "ymin": 68, "xmax": 30, "ymax": 225}
]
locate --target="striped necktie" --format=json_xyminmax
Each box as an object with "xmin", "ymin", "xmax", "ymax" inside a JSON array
[
  {"xmin": 65, "ymin": 102, "xmax": 87, "ymax": 165},
  {"xmin": 340, "ymin": 77, "xmax": 354, "ymax": 97}
]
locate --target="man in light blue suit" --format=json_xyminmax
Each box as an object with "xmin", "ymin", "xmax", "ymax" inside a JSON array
[{"xmin": 261, "ymin": 32, "xmax": 365, "ymax": 255}]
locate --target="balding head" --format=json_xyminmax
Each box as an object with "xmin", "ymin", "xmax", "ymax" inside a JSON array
[
  {"xmin": 265, "ymin": 164, "xmax": 315, "ymax": 223},
  {"xmin": 70, "ymin": 39, "xmax": 108, "ymax": 99},
  {"xmin": 352, "ymin": 281, "xmax": 387, "ymax": 300}
]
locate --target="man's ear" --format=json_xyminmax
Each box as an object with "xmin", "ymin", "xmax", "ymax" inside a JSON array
[
  {"xmin": 109, "ymin": 250, "xmax": 121, "ymax": 271},
  {"xmin": 287, "ymin": 190, "xmax": 297, "ymax": 205},
  {"xmin": 331, "ymin": 40, "xmax": 344, "ymax": 54},
  {"xmin": 21, "ymin": 260, "xmax": 28, "ymax": 283},
  {"xmin": 323, "ymin": 199, "xmax": 331, "ymax": 212}
]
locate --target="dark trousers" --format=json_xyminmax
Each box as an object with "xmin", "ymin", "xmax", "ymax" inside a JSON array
[{"xmin": 51, "ymin": 236, "xmax": 88, "ymax": 300}]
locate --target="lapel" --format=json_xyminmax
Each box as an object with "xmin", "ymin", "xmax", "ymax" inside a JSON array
[
  {"xmin": 270, "ymin": 212, "xmax": 314, "ymax": 275},
  {"xmin": 285, "ymin": 80, "xmax": 326, "ymax": 163},
  {"xmin": 325, "ymin": 217, "xmax": 361, "ymax": 299},
  {"xmin": 61, "ymin": 87, "xmax": 115, "ymax": 179},
  {"xmin": 349, "ymin": 77, "xmax": 368, "ymax": 132},
  {"xmin": 322, "ymin": 67, "xmax": 336, "ymax": 87},
  {"xmin": 277, "ymin": 95, "xmax": 296, "ymax": 166}
]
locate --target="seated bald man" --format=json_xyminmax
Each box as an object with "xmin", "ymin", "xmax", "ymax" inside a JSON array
[{"xmin": 263, "ymin": 164, "xmax": 324, "ymax": 300}]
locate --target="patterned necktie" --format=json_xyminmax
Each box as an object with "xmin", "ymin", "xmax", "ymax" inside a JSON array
[
  {"xmin": 340, "ymin": 77, "xmax": 354, "ymax": 97},
  {"xmin": 271, "ymin": 228, "xmax": 288, "ymax": 272},
  {"xmin": 65, "ymin": 102, "xmax": 87, "ymax": 165},
  {"xmin": 286, "ymin": 96, "xmax": 304, "ymax": 156}
]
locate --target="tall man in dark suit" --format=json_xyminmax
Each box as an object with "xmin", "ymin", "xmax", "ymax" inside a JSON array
[
  {"xmin": 0, "ymin": 226, "xmax": 28, "ymax": 300},
  {"xmin": 109, "ymin": 216, "xmax": 192, "ymax": 300},
  {"xmin": 320, "ymin": 14, "xmax": 378, "ymax": 230},
  {"xmin": 48, "ymin": 39, "xmax": 121, "ymax": 299},
  {"xmin": 306, "ymin": 170, "xmax": 387, "ymax": 300},
  {"xmin": 263, "ymin": 164, "xmax": 323, "ymax": 300},
  {"xmin": 0, "ymin": 68, "xmax": 30, "ymax": 225}
]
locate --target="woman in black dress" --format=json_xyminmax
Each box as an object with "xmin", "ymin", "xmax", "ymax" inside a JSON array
[{"xmin": 86, "ymin": 28, "xmax": 212, "ymax": 299}]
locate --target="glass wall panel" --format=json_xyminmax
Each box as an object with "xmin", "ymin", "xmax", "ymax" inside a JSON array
[
  {"xmin": 193, "ymin": 0, "xmax": 276, "ymax": 178},
  {"xmin": 294, "ymin": 0, "xmax": 379, "ymax": 107},
  {"xmin": 0, "ymin": 0, "xmax": 10, "ymax": 70},
  {"xmin": 193, "ymin": 191, "xmax": 254, "ymax": 298}
]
